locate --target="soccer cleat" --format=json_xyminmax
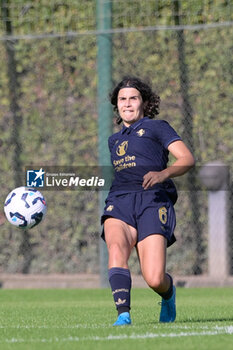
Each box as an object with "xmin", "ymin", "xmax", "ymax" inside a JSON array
[
  {"xmin": 159, "ymin": 286, "xmax": 176, "ymax": 323},
  {"xmin": 113, "ymin": 312, "xmax": 132, "ymax": 326}
]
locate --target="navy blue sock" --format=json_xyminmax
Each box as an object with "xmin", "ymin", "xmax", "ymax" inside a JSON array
[
  {"xmin": 108, "ymin": 267, "xmax": 131, "ymax": 315},
  {"xmin": 157, "ymin": 273, "xmax": 173, "ymax": 300}
]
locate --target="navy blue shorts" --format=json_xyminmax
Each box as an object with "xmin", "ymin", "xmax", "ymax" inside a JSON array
[{"xmin": 101, "ymin": 190, "xmax": 176, "ymax": 247}]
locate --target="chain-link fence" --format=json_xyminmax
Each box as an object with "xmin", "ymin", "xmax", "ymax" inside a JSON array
[{"xmin": 0, "ymin": 0, "xmax": 232, "ymax": 278}]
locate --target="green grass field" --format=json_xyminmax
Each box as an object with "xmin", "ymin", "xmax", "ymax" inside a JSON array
[{"xmin": 0, "ymin": 288, "xmax": 232, "ymax": 350}]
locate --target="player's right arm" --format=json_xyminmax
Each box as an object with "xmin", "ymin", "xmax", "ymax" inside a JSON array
[{"xmin": 142, "ymin": 140, "xmax": 195, "ymax": 190}]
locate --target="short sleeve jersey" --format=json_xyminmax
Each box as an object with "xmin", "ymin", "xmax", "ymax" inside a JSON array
[{"xmin": 107, "ymin": 117, "xmax": 181, "ymax": 203}]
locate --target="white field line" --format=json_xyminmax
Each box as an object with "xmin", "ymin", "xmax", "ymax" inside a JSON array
[{"xmin": 2, "ymin": 325, "xmax": 233, "ymax": 344}]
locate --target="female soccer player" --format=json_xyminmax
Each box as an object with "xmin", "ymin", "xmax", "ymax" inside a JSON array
[{"xmin": 101, "ymin": 76, "xmax": 195, "ymax": 326}]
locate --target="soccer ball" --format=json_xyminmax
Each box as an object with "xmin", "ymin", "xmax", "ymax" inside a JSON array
[{"xmin": 4, "ymin": 186, "xmax": 47, "ymax": 229}]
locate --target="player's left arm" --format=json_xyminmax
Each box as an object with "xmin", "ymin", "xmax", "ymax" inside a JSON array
[{"xmin": 142, "ymin": 140, "xmax": 195, "ymax": 189}]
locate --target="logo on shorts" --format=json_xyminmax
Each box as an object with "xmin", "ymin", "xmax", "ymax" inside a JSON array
[
  {"xmin": 136, "ymin": 129, "xmax": 145, "ymax": 137},
  {"xmin": 116, "ymin": 141, "xmax": 128, "ymax": 156},
  {"xmin": 106, "ymin": 205, "xmax": 114, "ymax": 212}
]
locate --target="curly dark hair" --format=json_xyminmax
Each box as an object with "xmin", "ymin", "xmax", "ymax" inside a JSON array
[{"xmin": 110, "ymin": 76, "xmax": 160, "ymax": 124}]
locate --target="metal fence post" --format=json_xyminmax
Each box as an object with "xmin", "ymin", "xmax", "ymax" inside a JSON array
[
  {"xmin": 199, "ymin": 161, "xmax": 230, "ymax": 279},
  {"xmin": 96, "ymin": 0, "xmax": 113, "ymax": 287}
]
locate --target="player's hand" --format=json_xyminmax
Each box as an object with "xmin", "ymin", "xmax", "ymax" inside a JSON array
[{"xmin": 142, "ymin": 171, "xmax": 168, "ymax": 190}]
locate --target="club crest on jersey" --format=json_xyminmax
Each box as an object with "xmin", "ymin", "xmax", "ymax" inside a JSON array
[
  {"xmin": 136, "ymin": 129, "xmax": 145, "ymax": 137},
  {"xmin": 116, "ymin": 141, "xmax": 128, "ymax": 156}
]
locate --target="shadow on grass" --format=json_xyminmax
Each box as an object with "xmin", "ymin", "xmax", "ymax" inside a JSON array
[
  {"xmin": 137, "ymin": 316, "xmax": 233, "ymax": 327},
  {"xmin": 178, "ymin": 317, "xmax": 233, "ymax": 323}
]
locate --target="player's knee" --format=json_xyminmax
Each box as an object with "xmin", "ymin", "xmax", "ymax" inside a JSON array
[{"xmin": 144, "ymin": 273, "xmax": 165, "ymax": 290}]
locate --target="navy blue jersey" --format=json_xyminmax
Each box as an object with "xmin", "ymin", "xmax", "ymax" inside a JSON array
[{"xmin": 107, "ymin": 117, "xmax": 181, "ymax": 204}]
